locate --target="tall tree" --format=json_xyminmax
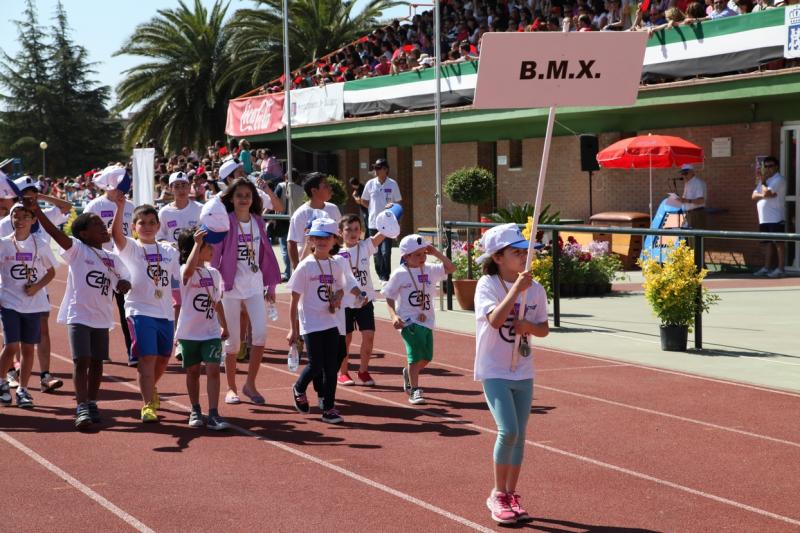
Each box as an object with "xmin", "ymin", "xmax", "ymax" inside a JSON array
[
  {"xmin": 226, "ymin": 0, "xmax": 403, "ymax": 90},
  {"xmin": 48, "ymin": 0, "xmax": 123, "ymax": 173},
  {"xmin": 0, "ymin": 0, "xmax": 53, "ymax": 172},
  {"xmin": 0, "ymin": 0, "xmax": 122, "ymax": 176},
  {"xmin": 114, "ymin": 0, "xmax": 235, "ymax": 154}
]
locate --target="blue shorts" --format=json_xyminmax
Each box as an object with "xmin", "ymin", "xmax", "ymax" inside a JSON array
[
  {"xmin": 128, "ymin": 315, "xmax": 174, "ymax": 359},
  {"xmin": 0, "ymin": 307, "xmax": 43, "ymax": 345}
]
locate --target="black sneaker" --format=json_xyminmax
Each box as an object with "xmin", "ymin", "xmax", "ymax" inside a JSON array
[
  {"xmin": 15, "ymin": 389, "xmax": 33, "ymax": 409},
  {"xmin": 87, "ymin": 401, "xmax": 101, "ymax": 423},
  {"xmin": 75, "ymin": 404, "xmax": 92, "ymax": 430},
  {"xmin": 0, "ymin": 382, "xmax": 11, "ymax": 406},
  {"xmin": 206, "ymin": 414, "xmax": 230, "ymax": 431},
  {"xmin": 321, "ymin": 408, "xmax": 343, "ymax": 424},
  {"xmin": 292, "ymin": 386, "xmax": 310, "ymax": 414}
]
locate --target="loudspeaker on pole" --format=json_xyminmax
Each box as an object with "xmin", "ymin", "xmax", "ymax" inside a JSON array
[{"xmin": 580, "ymin": 134, "xmax": 600, "ymax": 172}]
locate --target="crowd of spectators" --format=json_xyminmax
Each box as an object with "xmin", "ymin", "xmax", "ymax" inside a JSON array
[{"xmin": 259, "ymin": 0, "xmax": 793, "ymax": 93}]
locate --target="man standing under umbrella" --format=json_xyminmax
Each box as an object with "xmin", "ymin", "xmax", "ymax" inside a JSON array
[{"xmin": 675, "ymin": 164, "xmax": 707, "ymax": 229}]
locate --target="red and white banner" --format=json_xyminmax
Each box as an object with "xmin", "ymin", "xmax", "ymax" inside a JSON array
[{"xmin": 225, "ymin": 92, "xmax": 285, "ymax": 137}]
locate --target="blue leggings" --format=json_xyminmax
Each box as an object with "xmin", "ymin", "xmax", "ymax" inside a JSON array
[{"xmin": 482, "ymin": 378, "xmax": 533, "ymax": 466}]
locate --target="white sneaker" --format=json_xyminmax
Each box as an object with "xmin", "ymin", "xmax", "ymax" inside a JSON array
[
  {"xmin": 753, "ymin": 267, "xmax": 770, "ymax": 277},
  {"xmin": 6, "ymin": 370, "xmax": 19, "ymax": 389},
  {"xmin": 409, "ymin": 388, "xmax": 426, "ymax": 405},
  {"xmin": 767, "ymin": 268, "xmax": 785, "ymax": 278}
]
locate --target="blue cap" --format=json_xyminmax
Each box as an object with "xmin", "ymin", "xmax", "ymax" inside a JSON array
[{"xmin": 200, "ymin": 224, "xmax": 227, "ymax": 244}]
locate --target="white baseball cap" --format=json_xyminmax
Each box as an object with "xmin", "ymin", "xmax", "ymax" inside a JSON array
[
  {"xmin": 169, "ymin": 171, "xmax": 189, "ymax": 185},
  {"xmin": 399, "ymin": 234, "xmax": 429, "ymax": 256},
  {"xmin": 476, "ymin": 223, "xmax": 529, "ymax": 264},
  {"xmin": 306, "ymin": 217, "xmax": 338, "ymax": 237},
  {"xmin": 680, "ymin": 164, "xmax": 695, "ymax": 171},
  {"xmin": 93, "ymin": 165, "xmax": 130, "ymax": 192},
  {"xmin": 13, "ymin": 176, "xmax": 38, "ymax": 193},
  {"xmin": 219, "ymin": 159, "xmax": 242, "ymax": 180}
]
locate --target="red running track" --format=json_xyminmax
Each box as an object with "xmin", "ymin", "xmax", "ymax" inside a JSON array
[{"xmin": 2, "ymin": 273, "xmax": 799, "ymax": 532}]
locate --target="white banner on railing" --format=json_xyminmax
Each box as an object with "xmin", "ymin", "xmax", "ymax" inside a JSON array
[
  {"xmin": 786, "ymin": 5, "xmax": 800, "ymax": 58},
  {"xmin": 283, "ymin": 83, "xmax": 344, "ymax": 126}
]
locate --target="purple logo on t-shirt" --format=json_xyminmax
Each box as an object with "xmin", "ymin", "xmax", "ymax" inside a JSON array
[
  {"xmin": 145, "ymin": 253, "xmax": 162, "ymax": 262},
  {"xmin": 198, "ymin": 277, "xmax": 214, "ymax": 287},
  {"xmin": 319, "ymin": 274, "xmax": 334, "ymax": 284},
  {"xmin": 167, "ymin": 220, "xmax": 178, "ymax": 228},
  {"xmin": 238, "ymin": 234, "xmax": 253, "ymax": 243},
  {"xmin": 101, "ymin": 210, "xmax": 114, "ymax": 218},
  {"xmin": 383, "ymin": 188, "xmax": 393, "ymax": 194},
  {"xmin": 101, "ymin": 258, "xmax": 115, "ymax": 268},
  {"xmin": 417, "ymin": 274, "xmax": 429, "ymax": 284},
  {"xmin": 339, "ymin": 251, "xmax": 350, "ymax": 259},
  {"xmin": 15, "ymin": 252, "xmax": 33, "ymax": 261}
]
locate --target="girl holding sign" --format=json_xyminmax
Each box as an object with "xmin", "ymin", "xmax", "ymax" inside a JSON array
[{"xmin": 474, "ymin": 224, "xmax": 549, "ymax": 524}]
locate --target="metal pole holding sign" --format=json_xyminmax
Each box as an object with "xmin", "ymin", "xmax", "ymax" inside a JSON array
[
  {"xmin": 282, "ymin": 0, "xmax": 293, "ymax": 180},
  {"xmin": 511, "ymin": 106, "xmax": 556, "ymax": 371},
  {"xmin": 434, "ymin": 0, "xmax": 444, "ymax": 311}
]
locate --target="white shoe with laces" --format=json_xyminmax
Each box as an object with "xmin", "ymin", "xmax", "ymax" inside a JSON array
[{"xmin": 409, "ymin": 388, "xmax": 426, "ymax": 405}]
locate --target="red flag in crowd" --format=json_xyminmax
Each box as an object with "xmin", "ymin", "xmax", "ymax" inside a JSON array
[{"xmin": 640, "ymin": 0, "xmax": 651, "ymax": 12}]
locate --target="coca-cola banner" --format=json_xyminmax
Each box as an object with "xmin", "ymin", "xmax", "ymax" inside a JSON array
[{"xmin": 225, "ymin": 92, "xmax": 285, "ymax": 137}]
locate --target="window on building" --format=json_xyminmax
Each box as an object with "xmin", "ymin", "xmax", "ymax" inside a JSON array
[{"xmin": 509, "ymin": 139, "xmax": 522, "ymax": 169}]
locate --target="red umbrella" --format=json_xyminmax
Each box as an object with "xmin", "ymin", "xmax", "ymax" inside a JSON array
[{"xmin": 596, "ymin": 133, "xmax": 704, "ymax": 219}]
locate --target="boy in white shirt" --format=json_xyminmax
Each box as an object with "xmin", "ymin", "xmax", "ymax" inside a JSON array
[
  {"xmin": 31, "ymin": 201, "xmax": 132, "ymax": 429},
  {"xmin": 111, "ymin": 197, "xmax": 180, "ymax": 423},
  {"xmin": 382, "ymin": 234, "xmax": 455, "ymax": 405},
  {"xmin": 287, "ymin": 173, "xmax": 341, "ymax": 270},
  {"xmin": 157, "ymin": 172, "xmax": 203, "ymax": 244},
  {"xmin": 355, "ymin": 159, "xmax": 402, "ymax": 282},
  {"xmin": 0, "ymin": 204, "xmax": 57, "ymax": 409}
]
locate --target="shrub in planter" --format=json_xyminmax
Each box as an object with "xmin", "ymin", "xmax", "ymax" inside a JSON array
[{"xmin": 444, "ymin": 167, "xmax": 495, "ymax": 222}]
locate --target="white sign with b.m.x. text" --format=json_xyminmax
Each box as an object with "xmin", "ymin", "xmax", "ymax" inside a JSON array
[{"xmin": 473, "ymin": 32, "xmax": 648, "ymax": 109}]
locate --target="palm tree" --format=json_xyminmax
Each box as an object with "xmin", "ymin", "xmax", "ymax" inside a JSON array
[
  {"xmin": 114, "ymin": 0, "xmax": 235, "ymax": 153},
  {"xmin": 226, "ymin": 0, "xmax": 404, "ymax": 91}
]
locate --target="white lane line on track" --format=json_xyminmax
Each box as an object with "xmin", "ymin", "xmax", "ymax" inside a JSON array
[
  {"xmin": 46, "ymin": 352, "xmax": 493, "ymax": 533},
  {"xmin": 537, "ymin": 363, "xmax": 629, "ymax": 372},
  {"xmin": 0, "ymin": 432, "xmax": 155, "ymax": 533},
  {"xmin": 260, "ymin": 363, "xmax": 800, "ymax": 528}
]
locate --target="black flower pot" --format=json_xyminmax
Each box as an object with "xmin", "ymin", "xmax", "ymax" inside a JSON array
[{"xmin": 660, "ymin": 325, "xmax": 688, "ymax": 351}]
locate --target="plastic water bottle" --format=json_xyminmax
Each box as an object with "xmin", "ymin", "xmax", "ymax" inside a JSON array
[
  {"xmin": 287, "ymin": 344, "xmax": 299, "ymax": 373},
  {"xmin": 266, "ymin": 301, "xmax": 278, "ymax": 321}
]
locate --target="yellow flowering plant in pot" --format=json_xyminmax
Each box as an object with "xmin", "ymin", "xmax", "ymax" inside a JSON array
[{"xmin": 638, "ymin": 242, "xmax": 719, "ymax": 351}]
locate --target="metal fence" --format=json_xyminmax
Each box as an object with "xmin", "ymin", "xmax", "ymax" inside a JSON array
[{"xmin": 443, "ymin": 220, "xmax": 800, "ymax": 350}]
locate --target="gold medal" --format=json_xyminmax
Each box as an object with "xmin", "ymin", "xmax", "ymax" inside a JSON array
[
  {"xmin": 418, "ymin": 313, "xmax": 426, "ymax": 322},
  {"xmin": 154, "ymin": 289, "xmax": 163, "ymax": 299},
  {"xmin": 518, "ymin": 337, "xmax": 531, "ymax": 357},
  {"xmin": 250, "ymin": 263, "xmax": 259, "ymax": 273}
]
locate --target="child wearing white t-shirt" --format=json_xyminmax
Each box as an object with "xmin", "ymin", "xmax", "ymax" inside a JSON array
[
  {"xmin": 287, "ymin": 217, "xmax": 364, "ymax": 425},
  {"xmin": 112, "ymin": 198, "xmax": 180, "ymax": 424},
  {"xmin": 381, "ymin": 234, "xmax": 455, "ymax": 406},
  {"xmin": 337, "ymin": 214, "xmax": 385, "ymax": 386},
  {"xmin": 0, "ymin": 204, "xmax": 57, "ymax": 409},
  {"xmin": 32, "ymin": 202, "xmax": 132, "ymax": 430},
  {"xmin": 176, "ymin": 228, "xmax": 230, "ymax": 431},
  {"xmin": 473, "ymin": 224, "xmax": 548, "ymax": 525}
]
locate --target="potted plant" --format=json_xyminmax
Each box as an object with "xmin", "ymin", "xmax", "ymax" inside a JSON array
[
  {"xmin": 444, "ymin": 167, "xmax": 495, "ymax": 310},
  {"xmin": 449, "ymin": 239, "xmax": 483, "ymax": 310},
  {"xmin": 638, "ymin": 242, "xmax": 719, "ymax": 351}
]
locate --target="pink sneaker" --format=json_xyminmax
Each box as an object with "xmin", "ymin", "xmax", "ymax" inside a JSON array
[
  {"xmin": 486, "ymin": 491, "xmax": 516, "ymax": 524},
  {"xmin": 357, "ymin": 371, "xmax": 375, "ymax": 386},
  {"xmin": 337, "ymin": 373, "xmax": 355, "ymax": 386},
  {"xmin": 508, "ymin": 492, "xmax": 532, "ymax": 522}
]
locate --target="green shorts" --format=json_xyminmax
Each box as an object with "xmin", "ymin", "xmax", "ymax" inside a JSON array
[
  {"xmin": 400, "ymin": 324, "xmax": 434, "ymax": 364},
  {"xmin": 178, "ymin": 339, "xmax": 223, "ymax": 368}
]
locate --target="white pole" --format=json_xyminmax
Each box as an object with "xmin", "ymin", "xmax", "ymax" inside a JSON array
[
  {"xmin": 434, "ymin": 0, "xmax": 444, "ymax": 311},
  {"xmin": 648, "ymin": 153, "xmax": 653, "ymax": 220},
  {"xmin": 282, "ymin": 0, "xmax": 293, "ymax": 180},
  {"xmin": 512, "ymin": 105, "xmax": 556, "ymax": 371}
]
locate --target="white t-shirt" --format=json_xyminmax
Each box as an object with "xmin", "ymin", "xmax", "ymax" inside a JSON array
[
  {"xmin": 339, "ymin": 239, "xmax": 377, "ymax": 308},
  {"xmin": 85, "ymin": 196, "xmax": 135, "ymax": 251},
  {"xmin": 287, "ymin": 255, "xmax": 356, "ymax": 335},
  {"xmin": 226, "ymin": 216, "xmax": 264, "ymax": 299},
  {"xmin": 287, "ymin": 202, "xmax": 342, "ymax": 254},
  {"xmin": 57, "ymin": 238, "xmax": 131, "ymax": 328},
  {"xmin": 0, "ymin": 206, "xmax": 68, "ymax": 241},
  {"xmin": 755, "ymin": 173, "xmax": 786, "ymax": 224},
  {"xmin": 474, "ymin": 275, "xmax": 548, "ymax": 381},
  {"xmin": 175, "ymin": 264, "xmax": 223, "ymax": 341},
  {"xmin": 258, "ymin": 189, "xmax": 273, "ymax": 212},
  {"xmin": 381, "ymin": 263, "xmax": 447, "ymax": 330},
  {"xmin": 157, "ymin": 201, "xmax": 202, "ymax": 243},
  {"xmin": 681, "ymin": 176, "xmax": 707, "ymax": 211},
  {"xmin": 115, "ymin": 237, "xmax": 180, "ymax": 320},
  {"xmin": 363, "ymin": 177, "xmax": 402, "ymax": 229},
  {"xmin": 0, "ymin": 234, "xmax": 57, "ymax": 313}
]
